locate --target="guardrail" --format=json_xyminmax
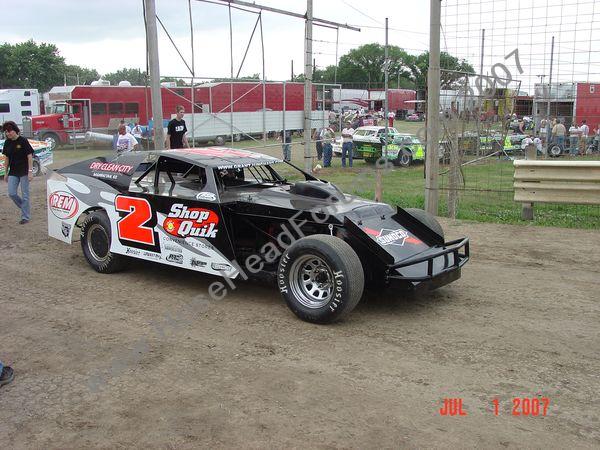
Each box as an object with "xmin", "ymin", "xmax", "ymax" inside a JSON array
[{"xmin": 513, "ymin": 160, "xmax": 600, "ymax": 219}]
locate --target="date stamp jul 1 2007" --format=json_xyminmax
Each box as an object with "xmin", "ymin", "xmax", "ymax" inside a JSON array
[{"xmin": 439, "ymin": 397, "xmax": 551, "ymax": 417}]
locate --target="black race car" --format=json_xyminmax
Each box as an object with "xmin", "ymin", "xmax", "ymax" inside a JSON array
[{"xmin": 47, "ymin": 147, "xmax": 469, "ymax": 323}]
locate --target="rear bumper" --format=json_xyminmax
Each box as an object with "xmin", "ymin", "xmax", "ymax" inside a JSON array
[{"xmin": 386, "ymin": 237, "xmax": 470, "ymax": 290}]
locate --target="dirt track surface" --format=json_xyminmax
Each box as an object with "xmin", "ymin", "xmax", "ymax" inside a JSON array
[{"xmin": 1, "ymin": 175, "xmax": 599, "ymax": 449}]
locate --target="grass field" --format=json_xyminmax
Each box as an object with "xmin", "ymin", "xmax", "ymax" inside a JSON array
[{"xmin": 52, "ymin": 121, "xmax": 600, "ymax": 229}]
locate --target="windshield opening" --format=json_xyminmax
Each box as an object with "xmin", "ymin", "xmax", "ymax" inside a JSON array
[{"xmin": 215, "ymin": 161, "xmax": 311, "ymax": 190}]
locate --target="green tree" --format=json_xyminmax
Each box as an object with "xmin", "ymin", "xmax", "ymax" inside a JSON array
[
  {"xmin": 103, "ymin": 68, "xmax": 148, "ymax": 86},
  {"xmin": 0, "ymin": 40, "xmax": 66, "ymax": 91},
  {"xmin": 408, "ymin": 51, "xmax": 475, "ymax": 89},
  {"xmin": 63, "ymin": 64, "xmax": 100, "ymax": 85},
  {"xmin": 300, "ymin": 43, "xmax": 472, "ymax": 90}
]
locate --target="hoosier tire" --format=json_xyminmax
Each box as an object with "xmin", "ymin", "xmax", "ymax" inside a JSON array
[
  {"xmin": 278, "ymin": 235, "xmax": 364, "ymax": 324},
  {"xmin": 80, "ymin": 211, "xmax": 126, "ymax": 273},
  {"xmin": 405, "ymin": 208, "xmax": 445, "ymax": 239}
]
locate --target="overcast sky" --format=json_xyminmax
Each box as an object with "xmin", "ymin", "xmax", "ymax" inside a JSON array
[
  {"xmin": 0, "ymin": 0, "xmax": 430, "ymax": 81},
  {"xmin": 1, "ymin": 0, "xmax": 598, "ymax": 94}
]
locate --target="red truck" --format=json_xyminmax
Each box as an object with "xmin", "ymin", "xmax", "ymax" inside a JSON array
[{"xmin": 24, "ymin": 82, "xmax": 311, "ymax": 148}]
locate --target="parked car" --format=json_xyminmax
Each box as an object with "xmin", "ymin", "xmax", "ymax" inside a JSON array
[
  {"xmin": 387, "ymin": 133, "xmax": 426, "ymax": 167},
  {"xmin": 406, "ymin": 113, "xmax": 424, "ymax": 122},
  {"xmin": 0, "ymin": 138, "xmax": 53, "ymax": 177},
  {"xmin": 47, "ymin": 147, "xmax": 469, "ymax": 324},
  {"xmin": 352, "ymin": 126, "xmax": 399, "ymax": 163}
]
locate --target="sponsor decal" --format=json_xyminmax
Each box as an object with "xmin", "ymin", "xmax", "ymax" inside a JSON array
[
  {"xmin": 163, "ymin": 204, "xmax": 219, "ymax": 239},
  {"xmin": 48, "ymin": 191, "xmax": 79, "ymax": 219},
  {"xmin": 161, "ymin": 235, "xmax": 211, "ymax": 250},
  {"xmin": 166, "ymin": 253, "xmax": 184, "ymax": 264},
  {"xmin": 142, "ymin": 251, "xmax": 161, "ymax": 260},
  {"xmin": 125, "ymin": 247, "xmax": 141, "ymax": 256},
  {"xmin": 89, "ymin": 161, "xmax": 134, "ymax": 175},
  {"xmin": 61, "ymin": 222, "xmax": 71, "ymax": 238},
  {"xmin": 195, "ymin": 192, "xmax": 217, "ymax": 202},
  {"xmin": 376, "ymin": 228, "xmax": 409, "ymax": 246},
  {"xmin": 363, "ymin": 226, "xmax": 423, "ymax": 246},
  {"xmin": 190, "ymin": 258, "xmax": 207, "ymax": 268},
  {"xmin": 211, "ymin": 262, "xmax": 231, "ymax": 271},
  {"xmin": 163, "ymin": 243, "xmax": 182, "ymax": 253}
]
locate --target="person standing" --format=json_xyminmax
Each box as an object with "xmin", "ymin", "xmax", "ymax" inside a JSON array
[
  {"xmin": 165, "ymin": 105, "xmax": 189, "ymax": 149},
  {"xmin": 387, "ymin": 111, "xmax": 395, "ymax": 128},
  {"xmin": 321, "ymin": 126, "xmax": 335, "ymax": 168},
  {"xmin": 115, "ymin": 124, "xmax": 139, "ymax": 154},
  {"xmin": 0, "ymin": 360, "xmax": 14, "ymax": 388},
  {"xmin": 131, "ymin": 123, "xmax": 144, "ymax": 150},
  {"xmin": 569, "ymin": 122, "xmax": 579, "ymax": 155},
  {"xmin": 312, "ymin": 128, "xmax": 323, "ymax": 161},
  {"xmin": 2, "ymin": 121, "xmax": 34, "ymax": 224},
  {"xmin": 579, "ymin": 120, "xmax": 589, "ymax": 155},
  {"xmin": 593, "ymin": 124, "xmax": 600, "ymax": 153},
  {"xmin": 552, "ymin": 119, "xmax": 566, "ymax": 150},
  {"xmin": 341, "ymin": 123, "xmax": 355, "ymax": 168},
  {"xmin": 278, "ymin": 129, "xmax": 292, "ymax": 162}
]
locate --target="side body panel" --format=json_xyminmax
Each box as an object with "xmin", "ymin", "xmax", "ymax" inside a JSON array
[{"xmin": 47, "ymin": 169, "xmax": 239, "ymax": 278}]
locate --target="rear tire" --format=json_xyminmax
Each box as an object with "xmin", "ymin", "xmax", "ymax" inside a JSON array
[
  {"xmin": 32, "ymin": 159, "xmax": 41, "ymax": 177},
  {"xmin": 548, "ymin": 144, "xmax": 562, "ymax": 157},
  {"xmin": 404, "ymin": 208, "xmax": 445, "ymax": 239},
  {"xmin": 278, "ymin": 235, "xmax": 364, "ymax": 324},
  {"xmin": 396, "ymin": 149, "xmax": 413, "ymax": 167},
  {"xmin": 80, "ymin": 211, "xmax": 126, "ymax": 273},
  {"xmin": 214, "ymin": 135, "xmax": 226, "ymax": 146}
]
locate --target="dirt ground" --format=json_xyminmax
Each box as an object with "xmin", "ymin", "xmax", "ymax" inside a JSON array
[{"xmin": 0, "ymin": 171, "xmax": 599, "ymax": 449}]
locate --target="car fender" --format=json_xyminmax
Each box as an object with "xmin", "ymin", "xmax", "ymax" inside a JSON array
[{"xmin": 47, "ymin": 172, "xmax": 120, "ymax": 244}]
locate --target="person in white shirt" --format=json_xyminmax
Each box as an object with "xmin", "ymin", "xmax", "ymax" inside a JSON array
[
  {"xmin": 569, "ymin": 122, "xmax": 579, "ymax": 155},
  {"xmin": 578, "ymin": 120, "xmax": 589, "ymax": 155},
  {"xmin": 115, "ymin": 124, "xmax": 139, "ymax": 154},
  {"xmin": 387, "ymin": 111, "xmax": 395, "ymax": 128},
  {"xmin": 131, "ymin": 123, "xmax": 144, "ymax": 150},
  {"xmin": 341, "ymin": 122, "xmax": 355, "ymax": 168}
]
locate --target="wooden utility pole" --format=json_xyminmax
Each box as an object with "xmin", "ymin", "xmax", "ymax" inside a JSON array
[
  {"xmin": 376, "ymin": 17, "xmax": 389, "ymax": 202},
  {"xmin": 425, "ymin": 0, "xmax": 441, "ymax": 215},
  {"xmin": 303, "ymin": 0, "xmax": 314, "ymax": 173},
  {"xmin": 144, "ymin": 0, "xmax": 165, "ymax": 150}
]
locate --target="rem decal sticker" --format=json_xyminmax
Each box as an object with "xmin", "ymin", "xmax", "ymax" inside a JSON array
[
  {"xmin": 48, "ymin": 191, "xmax": 79, "ymax": 220},
  {"xmin": 163, "ymin": 204, "xmax": 219, "ymax": 239}
]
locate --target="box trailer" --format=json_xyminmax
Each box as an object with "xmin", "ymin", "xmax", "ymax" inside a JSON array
[{"xmin": 0, "ymin": 89, "xmax": 41, "ymax": 128}]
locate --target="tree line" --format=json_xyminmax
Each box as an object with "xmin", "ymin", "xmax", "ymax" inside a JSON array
[{"xmin": 0, "ymin": 40, "xmax": 473, "ymax": 93}]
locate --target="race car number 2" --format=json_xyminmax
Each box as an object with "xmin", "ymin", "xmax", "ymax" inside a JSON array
[{"xmin": 115, "ymin": 196, "xmax": 156, "ymax": 246}]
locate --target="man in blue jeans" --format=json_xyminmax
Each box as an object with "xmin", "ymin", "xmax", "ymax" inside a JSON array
[
  {"xmin": 321, "ymin": 126, "xmax": 335, "ymax": 167},
  {"xmin": 0, "ymin": 360, "xmax": 14, "ymax": 387},
  {"xmin": 341, "ymin": 122, "xmax": 355, "ymax": 168},
  {"xmin": 2, "ymin": 121, "xmax": 34, "ymax": 224}
]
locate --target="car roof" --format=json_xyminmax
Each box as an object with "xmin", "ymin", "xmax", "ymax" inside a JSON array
[
  {"xmin": 356, "ymin": 126, "xmax": 396, "ymax": 131},
  {"xmin": 147, "ymin": 147, "xmax": 283, "ymax": 169}
]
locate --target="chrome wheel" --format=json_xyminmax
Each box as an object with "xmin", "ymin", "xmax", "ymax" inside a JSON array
[
  {"xmin": 87, "ymin": 223, "xmax": 110, "ymax": 262},
  {"xmin": 289, "ymin": 255, "xmax": 334, "ymax": 309}
]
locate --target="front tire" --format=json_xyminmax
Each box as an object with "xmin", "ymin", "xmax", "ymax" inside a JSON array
[
  {"xmin": 41, "ymin": 132, "xmax": 59, "ymax": 151},
  {"xmin": 80, "ymin": 211, "xmax": 126, "ymax": 273},
  {"xmin": 278, "ymin": 235, "xmax": 364, "ymax": 324},
  {"xmin": 404, "ymin": 208, "xmax": 445, "ymax": 239}
]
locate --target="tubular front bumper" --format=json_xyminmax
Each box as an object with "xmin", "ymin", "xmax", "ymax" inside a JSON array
[{"xmin": 386, "ymin": 237, "xmax": 470, "ymax": 290}]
